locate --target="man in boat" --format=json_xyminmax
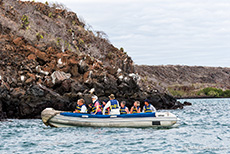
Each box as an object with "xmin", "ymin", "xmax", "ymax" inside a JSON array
[
  {"xmin": 89, "ymin": 95, "xmax": 102, "ymax": 115},
  {"xmin": 102, "ymin": 94, "xmax": 120, "ymax": 115},
  {"xmin": 130, "ymin": 101, "xmax": 141, "ymax": 113},
  {"xmin": 73, "ymin": 99, "xmax": 88, "ymax": 113},
  {"xmin": 120, "ymin": 101, "xmax": 129, "ymax": 114},
  {"xmin": 142, "ymin": 99, "xmax": 156, "ymax": 113},
  {"xmin": 101, "ymin": 100, "xmax": 110, "ymax": 115}
]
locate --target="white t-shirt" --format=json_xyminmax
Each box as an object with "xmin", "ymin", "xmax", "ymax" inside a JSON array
[
  {"xmin": 142, "ymin": 104, "xmax": 156, "ymax": 113},
  {"xmin": 80, "ymin": 105, "xmax": 87, "ymax": 113}
]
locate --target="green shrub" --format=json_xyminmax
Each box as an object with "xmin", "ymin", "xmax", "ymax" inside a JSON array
[
  {"xmin": 207, "ymin": 90, "xmax": 219, "ymax": 97},
  {"xmin": 48, "ymin": 12, "xmax": 53, "ymax": 18},
  {"xmin": 78, "ymin": 39, "xmax": 84, "ymax": 45},
  {"xmin": 36, "ymin": 33, "xmax": 44, "ymax": 41},
  {"xmin": 198, "ymin": 87, "xmax": 230, "ymax": 97},
  {"xmin": 168, "ymin": 88, "xmax": 185, "ymax": 97},
  {"xmin": 72, "ymin": 21, "xmax": 76, "ymax": 26},
  {"xmin": 222, "ymin": 90, "xmax": 230, "ymax": 97},
  {"xmin": 107, "ymin": 52, "xmax": 113, "ymax": 59},
  {"xmin": 56, "ymin": 37, "xmax": 61, "ymax": 46},
  {"xmin": 21, "ymin": 15, "xmax": 29, "ymax": 29}
]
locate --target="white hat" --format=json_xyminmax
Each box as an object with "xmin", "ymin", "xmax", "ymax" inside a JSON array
[
  {"xmin": 92, "ymin": 95, "xmax": 98, "ymax": 100},
  {"xmin": 109, "ymin": 94, "xmax": 115, "ymax": 99}
]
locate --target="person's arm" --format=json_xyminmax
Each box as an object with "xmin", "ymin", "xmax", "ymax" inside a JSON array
[
  {"xmin": 73, "ymin": 106, "xmax": 79, "ymax": 113},
  {"xmin": 137, "ymin": 107, "xmax": 141, "ymax": 113},
  {"xmin": 130, "ymin": 106, "xmax": 134, "ymax": 114},
  {"xmin": 125, "ymin": 107, "xmax": 130, "ymax": 114},
  {"xmin": 103, "ymin": 101, "xmax": 111, "ymax": 115},
  {"xmin": 151, "ymin": 105, "xmax": 156, "ymax": 112},
  {"xmin": 117, "ymin": 100, "xmax": 120, "ymax": 108},
  {"xmin": 107, "ymin": 107, "xmax": 110, "ymax": 115},
  {"xmin": 142, "ymin": 106, "xmax": 145, "ymax": 113}
]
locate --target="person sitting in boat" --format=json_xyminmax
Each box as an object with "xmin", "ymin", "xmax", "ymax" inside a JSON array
[
  {"xmin": 101, "ymin": 100, "xmax": 110, "ymax": 115},
  {"xmin": 130, "ymin": 101, "xmax": 141, "ymax": 114},
  {"xmin": 142, "ymin": 99, "xmax": 156, "ymax": 113},
  {"xmin": 73, "ymin": 99, "xmax": 88, "ymax": 113},
  {"xmin": 120, "ymin": 101, "xmax": 129, "ymax": 114},
  {"xmin": 102, "ymin": 94, "xmax": 120, "ymax": 115},
  {"xmin": 89, "ymin": 95, "xmax": 102, "ymax": 115}
]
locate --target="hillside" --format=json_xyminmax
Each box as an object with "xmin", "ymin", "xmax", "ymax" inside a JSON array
[
  {"xmin": 136, "ymin": 65, "xmax": 230, "ymax": 98},
  {"xmin": 0, "ymin": 0, "xmax": 185, "ymax": 119}
]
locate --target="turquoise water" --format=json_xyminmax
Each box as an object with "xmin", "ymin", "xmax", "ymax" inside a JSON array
[{"xmin": 1, "ymin": 99, "xmax": 230, "ymax": 154}]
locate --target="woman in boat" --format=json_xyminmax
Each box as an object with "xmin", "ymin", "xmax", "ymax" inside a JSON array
[
  {"xmin": 101, "ymin": 100, "xmax": 110, "ymax": 115},
  {"xmin": 102, "ymin": 94, "xmax": 120, "ymax": 115},
  {"xmin": 90, "ymin": 95, "xmax": 102, "ymax": 115},
  {"xmin": 73, "ymin": 99, "xmax": 88, "ymax": 113},
  {"xmin": 120, "ymin": 101, "xmax": 129, "ymax": 114},
  {"xmin": 142, "ymin": 99, "xmax": 156, "ymax": 113},
  {"xmin": 130, "ymin": 101, "xmax": 141, "ymax": 114}
]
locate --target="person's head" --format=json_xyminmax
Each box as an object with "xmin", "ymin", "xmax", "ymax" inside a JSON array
[
  {"xmin": 120, "ymin": 101, "xmax": 126, "ymax": 108},
  {"xmin": 92, "ymin": 95, "xmax": 98, "ymax": 102},
  {"xmin": 134, "ymin": 101, "xmax": 140, "ymax": 107},
  {"xmin": 144, "ymin": 99, "xmax": 150, "ymax": 106},
  {"xmin": 78, "ymin": 99, "xmax": 85, "ymax": 106},
  {"xmin": 102, "ymin": 100, "xmax": 108, "ymax": 105},
  {"xmin": 109, "ymin": 94, "xmax": 115, "ymax": 100}
]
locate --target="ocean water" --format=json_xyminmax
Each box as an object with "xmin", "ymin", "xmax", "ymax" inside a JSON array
[{"xmin": 1, "ymin": 98, "xmax": 230, "ymax": 154}]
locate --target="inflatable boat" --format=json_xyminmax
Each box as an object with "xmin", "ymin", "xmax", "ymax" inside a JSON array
[{"xmin": 41, "ymin": 108, "xmax": 179, "ymax": 128}]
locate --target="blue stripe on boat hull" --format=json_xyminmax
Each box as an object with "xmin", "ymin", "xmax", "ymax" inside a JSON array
[{"xmin": 60, "ymin": 112, "xmax": 156, "ymax": 118}]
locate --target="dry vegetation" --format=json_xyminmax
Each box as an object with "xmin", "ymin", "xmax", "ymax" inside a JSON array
[{"xmin": 0, "ymin": 0, "xmax": 133, "ymax": 72}]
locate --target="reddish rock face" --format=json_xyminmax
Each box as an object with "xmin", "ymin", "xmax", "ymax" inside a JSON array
[
  {"xmin": 0, "ymin": 0, "xmax": 181, "ymax": 119},
  {"xmin": 13, "ymin": 37, "xmax": 24, "ymax": 46},
  {"xmin": 28, "ymin": 54, "xmax": 36, "ymax": 60},
  {"xmin": 83, "ymin": 71, "xmax": 90, "ymax": 82},
  {"xmin": 70, "ymin": 65, "xmax": 79, "ymax": 77},
  {"xmin": 25, "ymin": 77, "xmax": 33, "ymax": 85},
  {"xmin": 27, "ymin": 73, "xmax": 36, "ymax": 80},
  {"xmin": 24, "ymin": 45, "xmax": 48, "ymax": 62},
  {"xmin": 11, "ymin": 88, "xmax": 26, "ymax": 98},
  {"xmin": 69, "ymin": 58, "xmax": 78, "ymax": 65}
]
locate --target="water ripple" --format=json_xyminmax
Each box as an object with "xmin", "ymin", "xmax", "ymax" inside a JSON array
[{"xmin": 1, "ymin": 98, "xmax": 230, "ymax": 153}]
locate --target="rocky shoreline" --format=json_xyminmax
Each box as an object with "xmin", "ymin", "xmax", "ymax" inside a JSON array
[
  {"xmin": 136, "ymin": 65, "xmax": 230, "ymax": 98},
  {"xmin": 0, "ymin": 0, "xmax": 187, "ymax": 120}
]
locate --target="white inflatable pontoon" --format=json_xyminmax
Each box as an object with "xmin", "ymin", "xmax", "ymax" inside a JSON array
[{"xmin": 41, "ymin": 108, "xmax": 179, "ymax": 128}]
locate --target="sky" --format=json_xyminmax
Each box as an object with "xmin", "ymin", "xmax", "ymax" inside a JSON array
[{"xmin": 23, "ymin": 0, "xmax": 230, "ymax": 67}]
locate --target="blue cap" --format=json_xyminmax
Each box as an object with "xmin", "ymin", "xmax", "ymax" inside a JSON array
[
  {"xmin": 103, "ymin": 100, "xmax": 108, "ymax": 103},
  {"xmin": 144, "ymin": 99, "xmax": 149, "ymax": 103}
]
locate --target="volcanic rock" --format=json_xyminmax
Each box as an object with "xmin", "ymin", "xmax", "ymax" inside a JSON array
[{"xmin": 0, "ymin": 0, "xmax": 184, "ymax": 119}]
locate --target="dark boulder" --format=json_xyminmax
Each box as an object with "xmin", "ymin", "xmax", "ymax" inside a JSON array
[
  {"xmin": 27, "ymin": 85, "xmax": 45, "ymax": 97},
  {"xmin": 0, "ymin": 100, "xmax": 7, "ymax": 120},
  {"xmin": 184, "ymin": 101, "xmax": 192, "ymax": 106},
  {"xmin": 19, "ymin": 86, "xmax": 72, "ymax": 118},
  {"xmin": 71, "ymin": 82, "xmax": 87, "ymax": 93}
]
